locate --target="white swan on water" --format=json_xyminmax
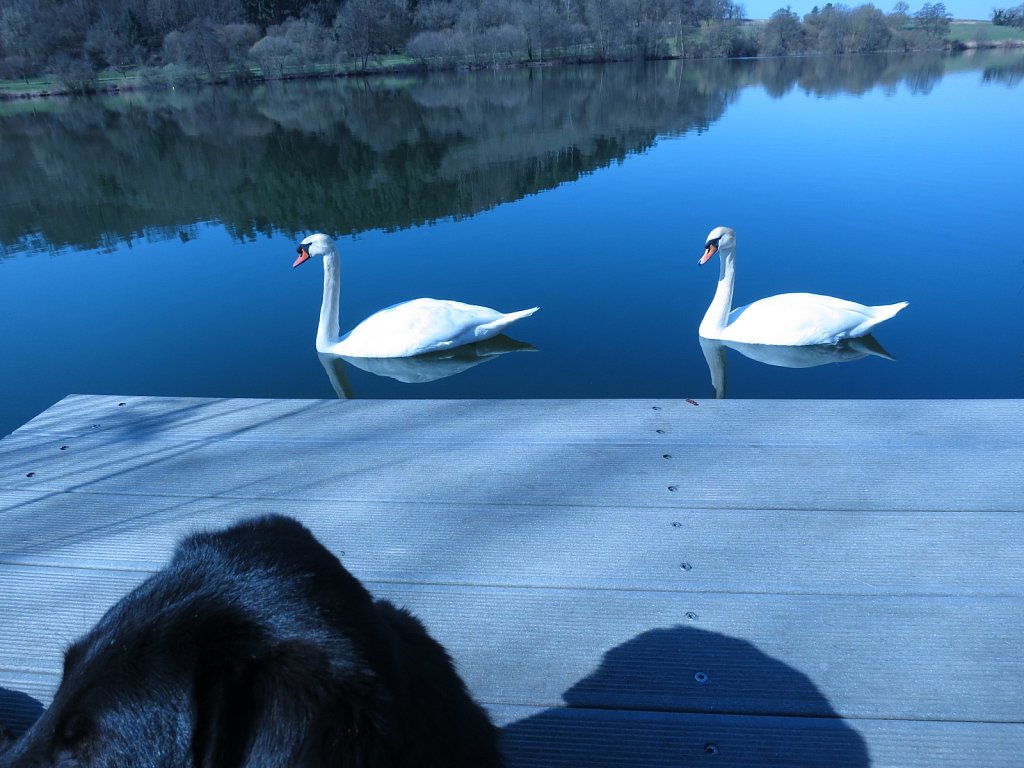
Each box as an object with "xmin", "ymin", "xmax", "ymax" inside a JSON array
[
  {"xmin": 293, "ymin": 233, "xmax": 538, "ymax": 358},
  {"xmin": 698, "ymin": 226, "xmax": 907, "ymax": 346}
]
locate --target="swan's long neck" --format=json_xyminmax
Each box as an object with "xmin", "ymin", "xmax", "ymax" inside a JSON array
[
  {"xmin": 699, "ymin": 241, "xmax": 736, "ymax": 339},
  {"xmin": 317, "ymin": 249, "xmax": 342, "ymax": 352}
]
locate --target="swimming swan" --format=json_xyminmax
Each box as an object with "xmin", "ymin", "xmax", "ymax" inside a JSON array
[
  {"xmin": 698, "ymin": 226, "xmax": 907, "ymax": 345},
  {"xmin": 294, "ymin": 233, "xmax": 538, "ymax": 358}
]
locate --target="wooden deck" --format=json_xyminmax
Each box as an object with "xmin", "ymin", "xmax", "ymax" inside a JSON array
[{"xmin": 1, "ymin": 395, "xmax": 1022, "ymax": 766}]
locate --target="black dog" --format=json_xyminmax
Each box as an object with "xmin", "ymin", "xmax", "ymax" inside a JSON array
[{"xmin": 1, "ymin": 515, "xmax": 503, "ymax": 767}]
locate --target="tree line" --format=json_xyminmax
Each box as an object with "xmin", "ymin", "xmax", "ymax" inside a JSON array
[
  {"xmin": 993, "ymin": 3, "xmax": 1024, "ymax": 26},
  {"xmin": 0, "ymin": 0, "xmax": 983, "ymax": 90}
]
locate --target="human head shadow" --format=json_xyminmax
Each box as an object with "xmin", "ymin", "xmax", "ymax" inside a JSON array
[
  {"xmin": 501, "ymin": 626, "xmax": 869, "ymax": 767},
  {"xmin": 0, "ymin": 687, "xmax": 43, "ymax": 748}
]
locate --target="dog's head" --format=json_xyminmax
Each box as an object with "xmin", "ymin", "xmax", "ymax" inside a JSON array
[
  {"xmin": 1, "ymin": 515, "xmax": 502, "ymax": 768},
  {"xmin": 1, "ymin": 564, "xmax": 385, "ymax": 768}
]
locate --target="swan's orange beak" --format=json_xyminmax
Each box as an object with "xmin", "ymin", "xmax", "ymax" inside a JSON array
[
  {"xmin": 699, "ymin": 242, "xmax": 717, "ymax": 265},
  {"xmin": 293, "ymin": 247, "xmax": 311, "ymax": 268}
]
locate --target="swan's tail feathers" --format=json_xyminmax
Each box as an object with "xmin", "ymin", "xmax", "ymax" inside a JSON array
[
  {"xmin": 858, "ymin": 301, "xmax": 908, "ymax": 335},
  {"xmin": 872, "ymin": 301, "xmax": 909, "ymax": 323},
  {"xmin": 506, "ymin": 306, "xmax": 540, "ymax": 322},
  {"xmin": 475, "ymin": 307, "xmax": 540, "ymax": 337},
  {"xmin": 848, "ymin": 301, "xmax": 907, "ymax": 340}
]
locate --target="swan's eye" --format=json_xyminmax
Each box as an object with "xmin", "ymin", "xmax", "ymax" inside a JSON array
[
  {"xmin": 706, "ymin": 238, "xmax": 721, "ymax": 249},
  {"xmin": 296, "ymin": 245, "xmax": 304, "ymax": 254}
]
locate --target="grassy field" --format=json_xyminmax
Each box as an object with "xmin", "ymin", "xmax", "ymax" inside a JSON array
[
  {"xmin": 0, "ymin": 77, "xmax": 55, "ymax": 94},
  {"xmin": 0, "ymin": 71, "xmax": 133, "ymax": 97},
  {"xmin": 949, "ymin": 21, "xmax": 1024, "ymax": 42},
  {"xmin": 0, "ymin": 58, "xmax": 424, "ymax": 99}
]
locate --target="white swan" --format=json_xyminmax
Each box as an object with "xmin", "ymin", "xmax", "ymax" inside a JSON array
[
  {"xmin": 698, "ymin": 226, "xmax": 908, "ymax": 345},
  {"xmin": 294, "ymin": 233, "xmax": 538, "ymax": 358}
]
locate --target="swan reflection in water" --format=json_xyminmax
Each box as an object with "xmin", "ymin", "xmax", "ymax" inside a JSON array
[
  {"xmin": 318, "ymin": 335, "xmax": 536, "ymax": 398},
  {"xmin": 699, "ymin": 335, "xmax": 897, "ymax": 399}
]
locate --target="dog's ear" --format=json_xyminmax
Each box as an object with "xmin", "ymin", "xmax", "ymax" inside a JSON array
[
  {"xmin": 191, "ymin": 630, "xmax": 389, "ymax": 768},
  {"xmin": 190, "ymin": 638, "xmax": 258, "ymax": 768}
]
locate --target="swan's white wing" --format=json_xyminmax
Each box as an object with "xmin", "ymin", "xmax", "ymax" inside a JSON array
[
  {"xmin": 722, "ymin": 293, "xmax": 890, "ymax": 346},
  {"xmin": 336, "ymin": 299, "xmax": 514, "ymax": 358}
]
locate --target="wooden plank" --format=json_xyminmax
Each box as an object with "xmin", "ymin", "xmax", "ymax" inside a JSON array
[
  {"xmin": 0, "ymin": 491, "xmax": 1020, "ymax": 597},
  {"xmin": 2, "ymin": 429, "xmax": 1021, "ymax": 512},
  {"xmin": 5, "ymin": 680, "xmax": 1020, "ymax": 767},
  {"xmin": 5, "ymin": 396, "xmax": 1021, "ymax": 513},
  {"xmin": 1, "ymin": 396, "xmax": 1022, "ymax": 766},
  {"xmin": 2, "ymin": 564, "xmax": 1020, "ymax": 724},
  {"xmin": 13, "ymin": 396, "xmax": 1024, "ymax": 449},
  {"xmin": 0, "ymin": 670, "xmax": 46, "ymax": 735},
  {"xmin": 494, "ymin": 705, "xmax": 1024, "ymax": 768}
]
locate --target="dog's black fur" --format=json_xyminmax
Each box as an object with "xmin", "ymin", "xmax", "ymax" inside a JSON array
[{"xmin": 0, "ymin": 515, "xmax": 503, "ymax": 768}]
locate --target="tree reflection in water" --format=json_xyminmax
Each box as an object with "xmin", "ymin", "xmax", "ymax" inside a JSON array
[{"xmin": 1, "ymin": 51, "xmax": 1019, "ymax": 257}]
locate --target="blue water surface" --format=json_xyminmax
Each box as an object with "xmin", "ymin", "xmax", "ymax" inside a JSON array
[{"xmin": 1, "ymin": 54, "xmax": 1022, "ymax": 436}]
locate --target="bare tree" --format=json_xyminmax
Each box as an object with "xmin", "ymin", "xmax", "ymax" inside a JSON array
[
  {"xmin": 218, "ymin": 22, "xmax": 260, "ymax": 77},
  {"xmin": 250, "ymin": 17, "xmax": 334, "ymax": 75},
  {"xmin": 522, "ymin": 0, "xmax": 563, "ymax": 61},
  {"xmin": 761, "ymin": 7, "xmax": 806, "ymax": 55},
  {"xmin": 914, "ymin": 1, "xmax": 950, "ymax": 41},
  {"xmin": 163, "ymin": 17, "xmax": 239, "ymax": 78},
  {"xmin": 0, "ymin": 2, "xmax": 47, "ymax": 79},
  {"xmin": 992, "ymin": 4, "xmax": 1024, "ymax": 25},
  {"xmin": 584, "ymin": 0, "xmax": 632, "ymax": 59},
  {"xmin": 334, "ymin": 0, "xmax": 411, "ymax": 69},
  {"xmin": 848, "ymin": 4, "xmax": 891, "ymax": 51}
]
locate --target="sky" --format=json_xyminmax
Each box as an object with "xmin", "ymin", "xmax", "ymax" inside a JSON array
[{"xmin": 741, "ymin": 0, "xmax": 1001, "ymax": 19}]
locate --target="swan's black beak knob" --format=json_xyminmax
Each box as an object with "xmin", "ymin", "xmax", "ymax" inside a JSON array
[{"xmin": 293, "ymin": 246, "xmax": 311, "ymax": 268}]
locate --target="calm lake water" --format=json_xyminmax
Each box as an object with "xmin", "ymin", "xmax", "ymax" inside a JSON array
[{"xmin": 2, "ymin": 53, "xmax": 1023, "ymax": 436}]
